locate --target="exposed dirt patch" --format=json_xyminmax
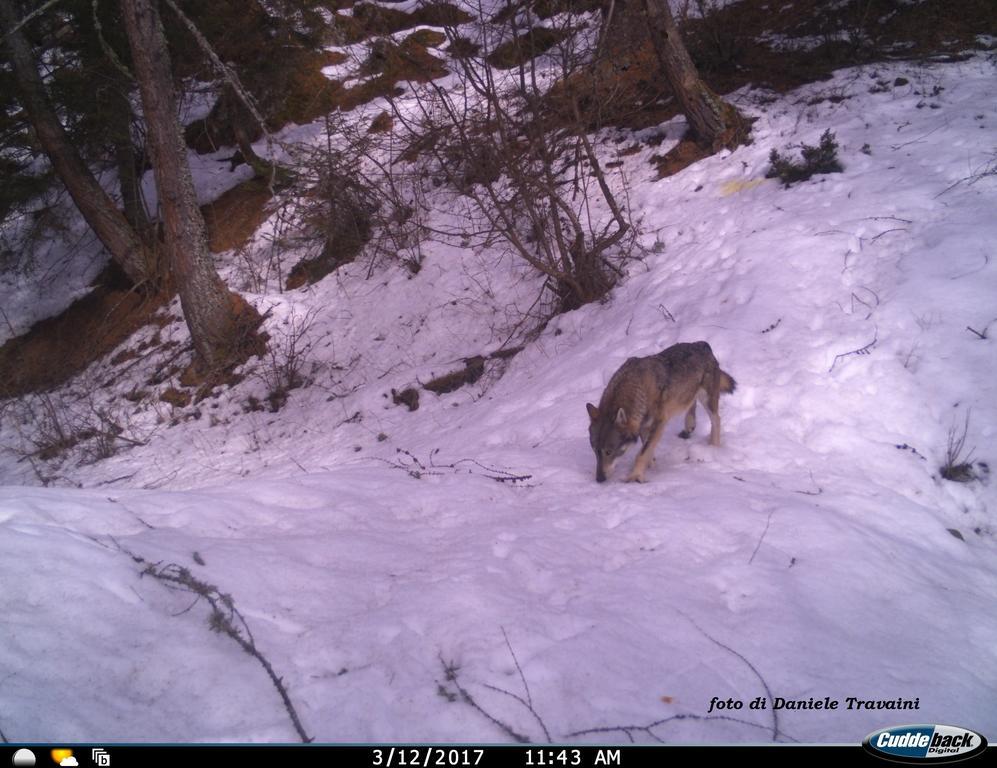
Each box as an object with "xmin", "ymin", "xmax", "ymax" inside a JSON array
[
  {"xmin": 446, "ymin": 35, "xmax": 481, "ymax": 59},
  {"xmin": 185, "ymin": 50, "xmax": 345, "ymax": 154},
  {"xmin": 424, "ymin": 355, "xmax": 486, "ymax": 395},
  {"xmin": 270, "ymin": 49, "xmax": 351, "ymax": 127},
  {"xmin": 201, "ymin": 177, "xmax": 273, "ymax": 253},
  {"xmin": 421, "ymin": 346, "xmax": 524, "ymax": 395},
  {"xmin": 0, "ymin": 263, "xmax": 265, "ymax": 401},
  {"xmin": 391, "ymin": 387, "xmax": 420, "ymax": 411},
  {"xmin": 0, "ymin": 269, "xmax": 168, "ymax": 399},
  {"xmin": 650, "ymin": 114, "xmax": 756, "ymax": 178},
  {"xmin": 160, "ymin": 387, "xmax": 192, "ymax": 408},
  {"xmin": 492, "ymin": 0, "xmax": 602, "ymax": 24},
  {"xmin": 170, "ymin": 0, "xmax": 352, "ymax": 149},
  {"xmin": 556, "ymin": 49, "xmax": 679, "ymax": 132},
  {"xmin": 486, "ymin": 26, "xmax": 571, "ymax": 69},
  {"xmin": 405, "ymin": 29, "xmax": 447, "ymax": 49},
  {"xmin": 652, "ymin": 136, "xmax": 714, "ymax": 179},
  {"xmin": 328, "ymin": 32, "xmax": 450, "ymax": 113},
  {"xmin": 330, "ymin": 2, "xmax": 472, "ymax": 44},
  {"xmin": 285, "ymin": 242, "xmax": 361, "ymax": 290},
  {"xmin": 286, "ymin": 171, "xmax": 376, "ymax": 290},
  {"xmin": 368, "ymin": 110, "xmax": 393, "ymax": 133},
  {"xmin": 325, "ymin": 50, "xmax": 349, "ymax": 66}
]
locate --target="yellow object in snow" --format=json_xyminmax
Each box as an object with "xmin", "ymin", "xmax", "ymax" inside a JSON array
[{"xmin": 720, "ymin": 178, "xmax": 765, "ymax": 196}]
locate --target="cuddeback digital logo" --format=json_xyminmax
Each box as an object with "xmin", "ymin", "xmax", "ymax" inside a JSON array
[{"xmin": 863, "ymin": 724, "xmax": 988, "ymax": 763}]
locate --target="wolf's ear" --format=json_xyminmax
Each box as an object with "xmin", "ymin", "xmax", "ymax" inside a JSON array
[
  {"xmin": 586, "ymin": 403, "xmax": 599, "ymax": 422},
  {"xmin": 615, "ymin": 407, "xmax": 627, "ymax": 427}
]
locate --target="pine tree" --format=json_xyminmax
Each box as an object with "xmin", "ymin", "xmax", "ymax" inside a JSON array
[
  {"xmin": 0, "ymin": 0, "xmax": 159, "ymax": 286},
  {"xmin": 119, "ymin": 0, "xmax": 261, "ymax": 372}
]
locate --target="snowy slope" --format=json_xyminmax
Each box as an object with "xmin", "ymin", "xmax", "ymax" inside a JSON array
[{"xmin": 1, "ymin": 54, "xmax": 996, "ymax": 743}]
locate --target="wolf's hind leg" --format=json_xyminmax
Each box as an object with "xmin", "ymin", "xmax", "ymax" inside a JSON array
[
  {"xmin": 700, "ymin": 386, "xmax": 722, "ymax": 446},
  {"xmin": 678, "ymin": 401, "xmax": 697, "ymax": 439}
]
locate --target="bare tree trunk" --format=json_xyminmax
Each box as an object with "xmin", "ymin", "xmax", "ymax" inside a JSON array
[
  {"xmin": 217, "ymin": 85, "xmax": 269, "ymax": 177},
  {"xmin": 0, "ymin": 0, "xmax": 158, "ymax": 287},
  {"xmin": 119, "ymin": 0, "xmax": 260, "ymax": 372},
  {"xmin": 641, "ymin": 0, "xmax": 748, "ymax": 149},
  {"xmin": 106, "ymin": 87, "xmax": 155, "ymax": 243}
]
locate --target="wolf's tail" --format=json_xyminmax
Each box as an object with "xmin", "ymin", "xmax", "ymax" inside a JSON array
[{"xmin": 719, "ymin": 370, "xmax": 737, "ymax": 394}]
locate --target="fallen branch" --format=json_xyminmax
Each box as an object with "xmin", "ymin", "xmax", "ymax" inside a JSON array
[
  {"xmin": 679, "ymin": 612, "xmax": 783, "ymax": 741},
  {"xmin": 793, "ymin": 470, "xmax": 822, "ymax": 496},
  {"xmin": 748, "ymin": 510, "xmax": 775, "ymax": 565},
  {"xmin": 567, "ymin": 711, "xmax": 793, "ymax": 744},
  {"xmin": 438, "ymin": 628, "xmax": 553, "ymax": 743},
  {"xmin": 102, "ymin": 540, "xmax": 313, "ymax": 743},
  {"xmin": 142, "ymin": 561, "xmax": 313, "ymax": 742},
  {"xmin": 828, "ymin": 328, "xmax": 877, "ymax": 373},
  {"xmin": 483, "ymin": 629, "xmax": 552, "ymax": 742},
  {"xmin": 372, "ymin": 448, "xmax": 534, "ymax": 485},
  {"xmin": 439, "ymin": 657, "xmax": 530, "ymax": 743},
  {"xmin": 430, "ymin": 451, "xmax": 534, "ymax": 484},
  {"xmin": 965, "ymin": 319, "xmax": 995, "ymax": 340}
]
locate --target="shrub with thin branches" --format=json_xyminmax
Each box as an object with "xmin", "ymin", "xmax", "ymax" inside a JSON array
[
  {"xmin": 391, "ymin": 1, "xmax": 637, "ymax": 314},
  {"xmin": 253, "ymin": 307, "xmax": 320, "ymax": 412},
  {"xmin": 940, "ymin": 411, "xmax": 986, "ymax": 483}
]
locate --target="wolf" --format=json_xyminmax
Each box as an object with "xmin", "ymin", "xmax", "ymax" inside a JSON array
[{"xmin": 585, "ymin": 341, "xmax": 736, "ymax": 483}]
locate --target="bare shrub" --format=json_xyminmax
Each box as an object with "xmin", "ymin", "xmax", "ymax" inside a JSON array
[
  {"xmin": 248, "ymin": 111, "xmax": 427, "ymax": 292},
  {"xmin": 5, "ymin": 390, "xmax": 148, "ymax": 467},
  {"xmin": 939, "ymin": 150, "xmax": 997, "ymax": 198},
  {"xmin": 359, "ymin": 150, "xmax": 431, "ymax": 278},
  {"xmin": 19, "ymin": 393, "xmax": 78, "ymax": 460},
  {"xmin": 232, "ymin": 192, "xmax": 304, "ymax": 295},
  {"xmin": 254, "ymin": 307, "xmax": 320, "ymax": 412},
  {"xmin": 284, "ymin": 152, "xmax": 377, "ymax": 290},
  {"xmin": 78, "ymin": 402, "xmax": 125, "ymax": 463},
  {"xmin": 940, "ymin": 411, "xmax": 988, "ymax": 483},
  {"xmin": 391, "ymin": 0, "xmax": 637, "ymax": 314}
]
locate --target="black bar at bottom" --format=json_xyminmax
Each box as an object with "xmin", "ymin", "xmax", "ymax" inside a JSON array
[{"xmin": 5, "ymin": 745, "xmax": 996, "ymax": 768}]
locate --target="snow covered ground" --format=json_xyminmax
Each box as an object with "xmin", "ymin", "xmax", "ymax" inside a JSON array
[{"xmin": 1, "ymin": 51, "xmax": 996, "ymax": 743}]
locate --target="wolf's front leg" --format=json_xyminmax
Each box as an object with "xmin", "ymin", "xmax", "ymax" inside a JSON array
[
  {"xmin": 627, "ymin": 419, "xmax": 667, "ymax": 482},
  {"xmin": 625, "ymin": 469, "xmax": 649, "ymax": 483}
]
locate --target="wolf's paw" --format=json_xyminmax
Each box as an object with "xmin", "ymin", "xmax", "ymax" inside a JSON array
[
  {"xmin": 626, "ymin": 472, "xmax": 648, "ymax": 483},
  {"xmin": 677, "ymin": 429, "xmax": 692, "ymax": 439}
]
